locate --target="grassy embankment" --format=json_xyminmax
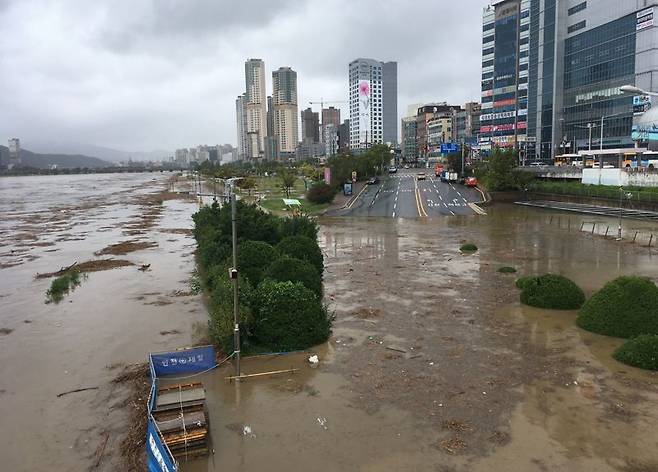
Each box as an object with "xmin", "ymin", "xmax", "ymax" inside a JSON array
[{"xmin": 238, "ymin": 176, "xmax": 331, "ymax": 216}]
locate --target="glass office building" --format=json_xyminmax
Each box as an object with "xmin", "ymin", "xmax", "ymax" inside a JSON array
[{"xmin": 482, "ymin": 0, "xmax": 658, "ymax": 160}]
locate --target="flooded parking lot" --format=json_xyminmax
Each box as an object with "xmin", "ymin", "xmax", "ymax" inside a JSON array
[{"xmin": 1, "ymin": 174, "xmax": 657, "ymax": 471}]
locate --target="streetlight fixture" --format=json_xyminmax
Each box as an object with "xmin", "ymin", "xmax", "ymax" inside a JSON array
[{"xmin": 620, "ymin": 85, "xmax": 658, "ymax": 97}]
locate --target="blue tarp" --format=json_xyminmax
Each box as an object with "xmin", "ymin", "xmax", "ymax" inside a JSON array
[
  {"xmin": 150, "ymin": 345, "xmax": 215, "ymax": 377},
  {"xmin": 147, "ymin": 419, "xmax": 177, "ymax": 472},
  {"xmin": 147, "ymin": 345, "xmax": 216, "ymax": 471}
]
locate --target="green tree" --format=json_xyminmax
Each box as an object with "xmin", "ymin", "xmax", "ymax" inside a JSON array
[
  {"xmin": 237, "ymin": 240, "xmax": 279, "ymax": 286},
  {"xmin": 279, "ymin": 169, "xmax": 297, "ymax": 198},
  {"xmin": 277, "ymin": 235, "xmax": 324, "ymax": 274},
  {"xmin": 237, "ymin": 176, "xmax": 257, "ymax": 195},
  {"xmin": 265, "ymin": 256, "xmax": 323, "ymax": 298}
]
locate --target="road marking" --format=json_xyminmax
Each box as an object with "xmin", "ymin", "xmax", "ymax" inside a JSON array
[
  {"xmin": 462, "ymin": 197, "xmax": 467, "ymax": 203},
  {"xmin": 450, "ymin": 210, "xmax": 455, "ymax": 216},
  {"xmin": 392, "ymin": 211, "xmax": 396, "ymax": 218},
  {"xmin": 439, "ymin": 195, "xmax": 443, "ymax": 201},
  {"xmin": 414, "ymin": 179, "xmax": 429, "ymax": 217},
  {"xmin": 345, "ymin": 184, "xmax": 368, "ymax": 209},
  {"xmin": 468, "ymin": 202, "xmax": 488, "ymax": 215}
]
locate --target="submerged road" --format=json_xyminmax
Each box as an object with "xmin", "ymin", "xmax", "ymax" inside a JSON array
[{"xmin": 337, "ymin": 169, "xmax": 485, "ymax": 218}]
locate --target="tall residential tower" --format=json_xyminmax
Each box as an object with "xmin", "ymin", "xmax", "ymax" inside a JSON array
[
  {"xmin": 349, "ymin": 58, "xmax": 398, "ymax": 150},
  {"xmin": 243, "ymin": 58, "xmax": 267, "ymax": 159},
  {"xmin": 272, "ymin": 67, "xmax": 299, "ymax": 158}
]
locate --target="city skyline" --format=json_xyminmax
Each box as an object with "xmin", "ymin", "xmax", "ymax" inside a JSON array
[{"xmin": 0, "ymin": 0, "xmax": 488, "ymax": 153}]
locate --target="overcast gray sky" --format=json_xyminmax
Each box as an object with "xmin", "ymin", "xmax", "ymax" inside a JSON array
[{"xmin": 0, "ymin": 0, "xmax": 489, "ymax": 154}]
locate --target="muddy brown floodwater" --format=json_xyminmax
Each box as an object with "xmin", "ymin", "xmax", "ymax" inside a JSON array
[
  {"xmin": 2, "ymin": 174, "xmax": 658, "ymax": 472},
  {"xmin": 181, "ymin": 206, "xmax": 658, "ymax": 472},
  {"xmin": 0, "ymin": 173, "xmax": 209, "ymax": 471}
]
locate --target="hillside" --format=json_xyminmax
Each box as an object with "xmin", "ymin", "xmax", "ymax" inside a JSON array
[{"xmin": 0, "ymin": 146, "xmax": 112, "ymax": 169}]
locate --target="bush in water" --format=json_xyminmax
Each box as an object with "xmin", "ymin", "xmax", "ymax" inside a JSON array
[
  {"xmin": 577, "ymin": 276, "xmax": 658, "ymax": 338},
  {"xmin": 613, "ymin": 335, "xmax": 658, "ymax": 370},
  {"xmin": 265, "ymin": 256, "xmax": 322, "ymax": 298},
  {"xmin": 518, "ymin": 274, "xmax": 585, "ymax": 310},
  {"xmin": 277, "ymin": 235, "xmax": 324, "ymax": 274}
]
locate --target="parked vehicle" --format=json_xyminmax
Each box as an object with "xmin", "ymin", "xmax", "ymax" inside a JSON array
[
  {"xmin": 440, "ymin": 170, "xmax": 458, "ymax": 183},
  {"xmin": 464, "ymin": 177, "xmax": 478, "ymax": 187}
]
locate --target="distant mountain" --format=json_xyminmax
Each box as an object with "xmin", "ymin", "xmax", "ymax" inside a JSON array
[
  {"xmin": 23, "ymin": 141, "xmax": 173, "ymax": 163},
  {"xmin": 0, "ymin": 145, "xmax": 112, "ymax": 169}
]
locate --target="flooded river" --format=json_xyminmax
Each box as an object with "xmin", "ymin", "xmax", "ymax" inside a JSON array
[{"xmin": 1, "ymin": 174, "xmax": 658, "ymax": 471}]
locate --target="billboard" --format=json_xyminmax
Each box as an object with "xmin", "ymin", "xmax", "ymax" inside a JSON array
[
  {"xmin": 633, "ymin": 95, "xmax": 652, "ymax": 115},
  {"xmin": 637, "ymin": 7, "xmax": 654, "ymax": 31},
  {"xmin": 358, "ymin": 80, "xmax": 371, "ymax": 145}
]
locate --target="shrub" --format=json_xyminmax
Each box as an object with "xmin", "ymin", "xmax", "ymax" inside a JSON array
[
  {"xmin": 277, "ymin": 235, "xmax": 323, "ymax": 274},
  {"xmin": 515, "ymin": 276, "xmax": 534, "ymax": 290},
  {"xmin": 264, "ymin": 256, "xmax": 322, "ymax": 298},
  {"xmin": 460, "ymin": 243, "xmax": 478, "ymax": 252},
  {"xmin": 613, "ymin": 335, "xmax": 658, "ymax": 370},
  {"xmin": 206, "ymin": 264, "xmax": 253, "ymax": 354},
  {"xmin": 306, "ymin": 182, "xmax": 336, "ymax": 204},
  {"xmin": 498, "ymin": 266, "xmax": 517, "ymax": 274},
  {"xmin": 251, "ymin": 280, "xmax": 331, "ymax": 351},
  {"xmin": 279, "ymin": 215, "xmax": 319, "ymax": 240},
  {"xmin": 46, "ymin": 270, "xmax": 82, "ymax": 303},
  {"xmin": 518, "ymin": 274, "xmax": 585, "ymax": 310},
  {"xmin": 576, "ymin": 276, "xmax": 658, "ymax": 338},
  {"xmin": 237, "ymin": 240, "xmax": 278, "ymax": 286}
]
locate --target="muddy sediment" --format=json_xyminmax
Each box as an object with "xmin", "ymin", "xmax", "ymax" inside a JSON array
[
  {"xmin": 36, "ymin": 258, "xmax": 135, "ymax": 278},
  {"xmin": 96, "ymin": 241, "xmax": 158, "ymax": 256}
]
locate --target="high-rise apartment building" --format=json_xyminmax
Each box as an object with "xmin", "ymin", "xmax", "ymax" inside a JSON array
[
  {"xmin": 236, "ymin": 95, "xmax": 247, "ymax": 160},
  {"xmin": 453, "ymin": 102, "xmax": 482, "ymax": 143},
  {"xmin": 349, "ymin": 58, "xmax": 398, "ymax": 150},
  {"xmin": 401, "ymin": 116, "xmax": 418, "ymax": 162},
  {"xmin": 301, "ymin": 107, "xmax": 320, "ymax": 143},
  {"xmin": 272, "ymin": 67, "xmax": 299, "ymax": 157},
  {"xmin": 8, "ymin": 138, "xmax": 21, "ymax": 167},
  {"xmin": 321, "ymin": 107, "xmax": 341, "ymax": 143},
  {"xmin": 482, "ymin": 0, "xmax": 658, "ymax": 160},
  {"xmin": 243, "ymin": 58, "xmax": 267, "ymax": 159}
]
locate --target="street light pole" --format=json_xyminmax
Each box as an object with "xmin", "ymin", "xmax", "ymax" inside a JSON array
[
  {"xmin": 231, "ymin": 192, "xmax": 241, "ymax": 377},
  {"xmin": 588, "ymin": 123, "xmax": 593, "ymax": 151}
]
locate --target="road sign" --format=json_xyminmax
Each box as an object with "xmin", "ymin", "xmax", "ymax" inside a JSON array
[{"xmin": 440, "ymin": 143, "xmax": 460, "ymax": 154}]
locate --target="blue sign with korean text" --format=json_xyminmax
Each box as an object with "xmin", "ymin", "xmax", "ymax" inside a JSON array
[
  {"xmin": 147, "ymin": 419, "xmax": 177, "ymax": 472},
  {"xmin": 440, "ymin": 143, "xmax": 460, "ymax": 154},
  {"xmin": 150, "ymin": 345, "xmax": 215, "ymax": 377}
]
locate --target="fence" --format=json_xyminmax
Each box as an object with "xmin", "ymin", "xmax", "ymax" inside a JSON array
[
  {"xmin": 147, "ymin": 345, "xmax": 217, "ymax": 472},
  {"xmin": 542, "ymin": 214, "xmax": 656, "ymax": 247},
  {"xmin": 529, "ymin": 182, "xmax": 658, "ymax": 204}
]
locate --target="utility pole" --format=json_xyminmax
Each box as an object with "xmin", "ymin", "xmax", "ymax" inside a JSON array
[
  {"xmin": 461, "ymin": 138, "xmax": 465, "ymax": 177},
  {"xmin": 587, "ymin": 123, "xmax": 593, "ymax": 151},
  {"xmin": 231, "ymin": 192, "xmax": 241, "ymax": 377}
]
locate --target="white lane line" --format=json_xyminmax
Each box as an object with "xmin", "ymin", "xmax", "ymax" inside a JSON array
[
  {"xmin": 443, "ymin": 202, "xmax": 448, "ymax": 207},
  {"xmin": 439, "ymin": 195, "xmax": 443, "ymax": 201},
  {"xmin": 462, "ymin": 197, "xmax": 467, "ymax": 203},
  {"xmin": 392, "ymin": 211, "xmax": 396, "ymax": 218},
  {"xmin": 450, "ymin": 210, "xmax": 455, "ymax": 216}
]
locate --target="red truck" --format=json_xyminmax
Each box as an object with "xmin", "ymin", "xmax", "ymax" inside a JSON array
[{"xmin": 434, "ymin": 164, "xmax": 444, "ymax": 177}]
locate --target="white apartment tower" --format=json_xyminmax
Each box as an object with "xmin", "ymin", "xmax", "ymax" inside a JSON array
[
  {"xmin": 349, "ymin": 58, "xmax": 398, "ymax": 150},
  {"xmin": 235, "ymin": 94, "xmax": 247, "ymax": 160},
  {"xmin": 244, "ymin": 58, "xmax": 267, "ymax": 159},
  {"xmin": 272, "ymin": 67, "xmax": 299, "ymax": 155}
]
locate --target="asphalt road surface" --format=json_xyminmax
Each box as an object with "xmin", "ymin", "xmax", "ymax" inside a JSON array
[{"xmin": 336, "ymin": 169, "xmax": 486, "ymax": 218}]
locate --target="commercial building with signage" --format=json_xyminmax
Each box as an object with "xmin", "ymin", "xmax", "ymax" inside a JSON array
[{"xmin": 482, "ymin": 0, "xmax": 658, "ymax": 160}]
